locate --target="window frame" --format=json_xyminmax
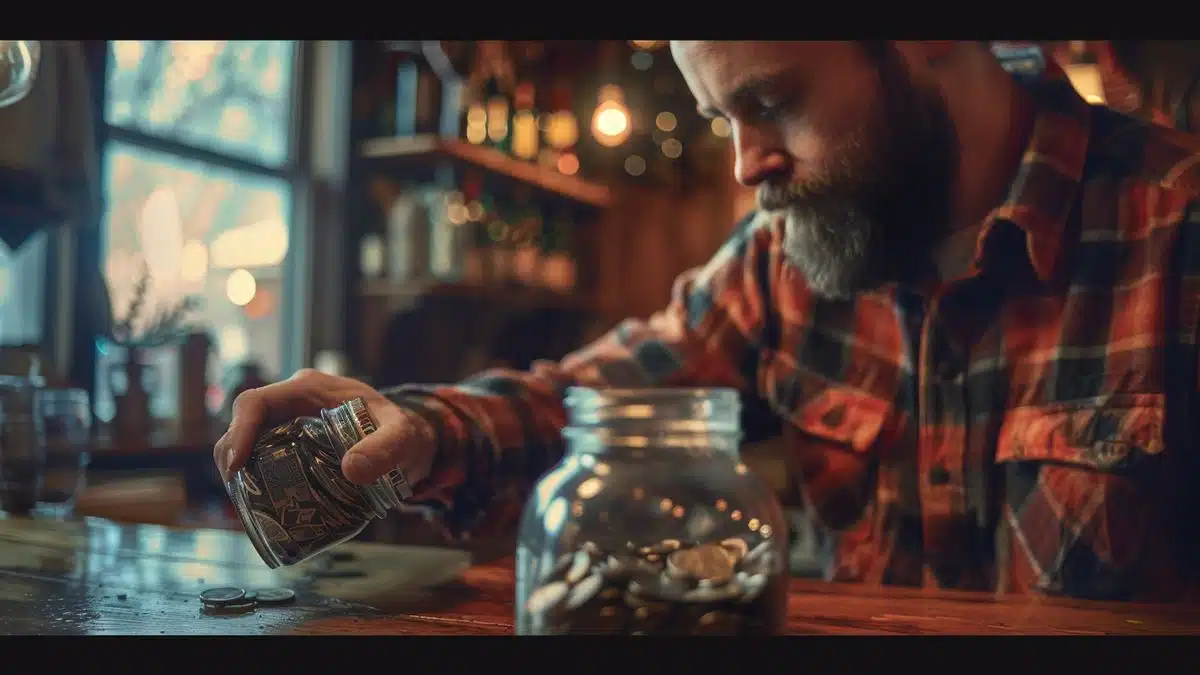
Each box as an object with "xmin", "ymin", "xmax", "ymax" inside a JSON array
[{"xmin": 65, "ymin": 40, "xmax": 337, "ymax": 399}]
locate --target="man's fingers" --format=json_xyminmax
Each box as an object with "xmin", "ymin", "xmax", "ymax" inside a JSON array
[
  {"xmin": 215, "ymin": 371, "xmax": 329, "ymax": 481},
  {"xmin": 341, "ymin": 421, "xmax": 410, "ymax": 484}
]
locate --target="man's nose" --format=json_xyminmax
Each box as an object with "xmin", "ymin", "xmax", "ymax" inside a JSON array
[{"xmin": 732, "ymin": 124, "xmax": 788, "ymax": 187}]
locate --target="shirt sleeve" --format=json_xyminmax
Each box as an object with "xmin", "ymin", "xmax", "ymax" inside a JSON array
[{"xmin": 379, "ymin": 211, "xmax": 778, "ymax": 541}]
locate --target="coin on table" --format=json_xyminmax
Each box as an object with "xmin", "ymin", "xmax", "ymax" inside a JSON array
[
  {"xmin": 253, "ymin": 588, "xmax": 297, "ymax": 606},
  {"xmin": 666, "ymin": 544, "xmax": 735, "ymax": 583},
  {"xmin": 199, "ymin": 587, "xmax": 247, "ymax": 606}
]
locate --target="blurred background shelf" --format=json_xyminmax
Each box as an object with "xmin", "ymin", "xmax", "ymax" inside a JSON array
[{"xmin": 361, "ymin": 135, "xmax": 611, "ymax": 209}]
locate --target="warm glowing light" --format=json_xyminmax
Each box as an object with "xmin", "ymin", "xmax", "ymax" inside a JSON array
[
  {"xmin": 655, "ymin": 111, "xmax": 677, "ymax": 132},
  {"xmin": 598, "ymin": 84, "xmax": 624, "ymax": 102},
  {"xmin": 113, "ymin": 41, "xmax": 144, "ymax": 69},
  {"xmin": 447, "ymin": 203, "xmax": 469, "ymax": 225},
  {"xmin": 466, "ymin": 201, "xmax": 484, "ymax": 221},
  {"xmin": 630, "ymin": 41, "xmax": 664, "ymax": 50},
  {"xmin": 710, "ymin": 117, "xmax": 732, "ymax": 138},
  {"xmin": 592, "ymin": 100, "xmax": 631, "ymax": 147},
  {"xmin": 466, "ymin": 104, "xmax": 486, "ymax": 126},
  {"xmin": 1064, "ymin": 63, "xmax": 1106, "ymax": 105},
  {"xmin": 217, "ymin": 325, "xmax": 248, "ymax": 362},
  {"xmin": 545, "ymin": 111, "xmax": 579, "ymax": 149},
  {"xmin": 624, "ymin": 155, "xmax": 646, "ymax": 176},
  {"xmin": 137, "ymin": 187, "xmax": 184, "ymax": 287},
  {"xmin": 661, "ymin": 138, "xmax": 683, "ymax": 159},
  {"xmin": 210, "ymin": 219, "xmax": 289, "ymax": 269},
  {"xmin": 487, "ymin": 96, "xmax": 509, "ymax": 142},
  {"xmin": 466, "ymin": 124, "xmax": 486, "ymax": 144},
  {"xmin": 511, "ymin": 110, "xmax": 539, "ymax": 159},
  {"xmin": 225, "ymin": 269, "xmax": 257, "ymax": 307},
  {"xmin": 556, "ymin": 153, "xmax": 580, "ymax": 175},
  {"xmin": 180, "ymin": 240, "xmax": 208, "ymax": 283}
]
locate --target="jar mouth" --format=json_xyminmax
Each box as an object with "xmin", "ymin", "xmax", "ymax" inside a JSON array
[{"xmin": 564, "ymin": 387, "xmax": 741, "ymax": 432}]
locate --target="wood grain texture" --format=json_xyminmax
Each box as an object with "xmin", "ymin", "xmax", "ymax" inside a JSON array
[{"xmin": 0, "ymin": 516, "xmax": 1196, "ymax": 635}]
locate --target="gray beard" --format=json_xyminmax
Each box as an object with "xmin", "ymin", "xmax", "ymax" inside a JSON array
[{"xmin": 781, "ymin": 205, "xmax": 876, "ymax": 300}]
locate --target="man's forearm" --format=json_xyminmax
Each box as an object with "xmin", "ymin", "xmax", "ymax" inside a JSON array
[
  {"xmin": 379, "ymin": 359, "xmax": 577, "ymax": 541},
  {"xmin": 381, "ymin": 212, "xmax": 774, "ymax": 542}
]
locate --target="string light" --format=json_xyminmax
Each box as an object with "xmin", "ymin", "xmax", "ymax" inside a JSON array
[
  {"xmin": 710, "ymin": 117, "xmax": 732, "ymax": 138},
  {"xmin": 661, "ymin": 138, "xmax": 683, "ymax": 159},
  {"xmin": 226, "ymin": 269, "xmax": 257, "ymax": 307},
  {"xmin": 557, "ymin": 152, "xmax": 580, "ymax": 175},
  {"xmin": 655, "ymin": 111, "xmax": 677, "ymax": 132}
]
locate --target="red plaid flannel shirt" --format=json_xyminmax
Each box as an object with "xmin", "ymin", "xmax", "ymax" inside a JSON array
[{"xmin": 385, "ymin": 61, "xmax": 1200, "ymax": 602}]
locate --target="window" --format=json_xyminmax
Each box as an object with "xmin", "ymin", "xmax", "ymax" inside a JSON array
[{"xmin": 97, "ymin": 41, "xmax": 300, "ymax": 422}]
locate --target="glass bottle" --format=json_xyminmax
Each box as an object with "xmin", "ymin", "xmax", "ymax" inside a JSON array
[
  {"xmin": 510, "ymin": 81, "xmax": 539, "ymax": 161},
  {"xmin": 225, "ymin": 397, "xmax": 413, "ymax": 569},
  {"xmin": 515, "ymin": 387, "xmax": 790, "ymax": 635}
]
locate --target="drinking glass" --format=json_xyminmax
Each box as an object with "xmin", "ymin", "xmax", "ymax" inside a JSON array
[
  {"xmin": 33, "ymin": 388, "xmax": 91, "ymax": 519},
  {"xmin": 0, "ymin": 376, "xmax": 44, "ymax": 516}
]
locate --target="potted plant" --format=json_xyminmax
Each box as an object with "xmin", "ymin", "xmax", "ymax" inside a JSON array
[{"xmin": 104, "ymin": 261, "xmax": 201, "ymax": 442}]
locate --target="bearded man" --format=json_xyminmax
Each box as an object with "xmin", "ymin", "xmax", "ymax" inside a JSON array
[{"xmin": 216, "ymin": 41, "xmax": 1200, "ymax": 601}]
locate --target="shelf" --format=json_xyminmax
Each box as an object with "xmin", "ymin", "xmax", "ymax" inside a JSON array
[
  {"xmin": 359, "ymin": 135, "xmax": 612, "ymax": 209},
  {"xmin": 359, "ymin": 278, "xmax": 599, "ymax": 313}
]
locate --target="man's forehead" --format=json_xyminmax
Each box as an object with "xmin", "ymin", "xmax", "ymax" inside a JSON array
[{"xmin": 672, "ymin": 42, "xmax": 820, "ymax": 112}]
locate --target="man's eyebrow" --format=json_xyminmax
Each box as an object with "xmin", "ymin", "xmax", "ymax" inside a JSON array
[{"xmin": 695, "ymin": 70, "xmax": 793, "ymax": 119}]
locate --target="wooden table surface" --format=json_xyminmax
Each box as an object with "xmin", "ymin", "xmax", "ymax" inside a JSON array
[{"xmin": 1, "ymin": 515, "xmax": 1198, "ymax": 635}]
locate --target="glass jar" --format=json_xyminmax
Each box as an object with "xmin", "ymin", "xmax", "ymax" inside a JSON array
[
  {"xmin": 33, "ymin": 388, "xmax": 92, "ymax": 519},
  {"xmin": 225, "ymin": 397, "xmax": 414, "ymax": 568},
  {"xmin": 515, "ymin": 387, "xmax": 790, "ymax": 635}
]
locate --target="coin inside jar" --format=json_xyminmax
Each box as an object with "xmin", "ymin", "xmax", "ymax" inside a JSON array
[{"xmin": 666, "ymin": 544, "xmax": 735, "ymax": 583}]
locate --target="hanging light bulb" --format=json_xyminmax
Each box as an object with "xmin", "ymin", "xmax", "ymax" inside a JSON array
[{"xmin": 591, "ymin": 85, "xmax": 631, "ymax": 148}]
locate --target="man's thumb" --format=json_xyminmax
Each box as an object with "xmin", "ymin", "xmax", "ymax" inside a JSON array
[{"xmin": 341, "ymin": 412, "xmax": 433, "ymax": 488}]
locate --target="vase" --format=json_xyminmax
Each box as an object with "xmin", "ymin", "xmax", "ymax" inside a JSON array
[{"xmin": 110, "ymin": 347, "xmax": 158, "ymax": 443}]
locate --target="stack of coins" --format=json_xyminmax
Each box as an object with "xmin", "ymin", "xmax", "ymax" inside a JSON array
[
  {"xmin": 525, "ymin": 537, "xmax": 785, "ymax": 635},
  {"xmin": 199, "ymin": 586, "xmax": 296, "ymax": 615}
]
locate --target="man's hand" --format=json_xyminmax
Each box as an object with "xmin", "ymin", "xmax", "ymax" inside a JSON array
[{"xmin": 212, "ymin": 369, "xmax": 434, "ymax": 488}]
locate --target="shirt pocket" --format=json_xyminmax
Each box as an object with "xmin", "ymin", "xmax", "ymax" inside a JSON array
[
  {"xmin": 994, "ymin": 393, "xmax": 1174, "ymax": 600},
  {"xmin": 764, "ymin": 365, "xmax": 900, "ymax": 530}
]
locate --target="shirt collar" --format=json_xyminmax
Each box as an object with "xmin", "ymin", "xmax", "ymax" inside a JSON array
[{"xmin": 971, "ymin": 57, "xmax": 1093, "ymax": 282}]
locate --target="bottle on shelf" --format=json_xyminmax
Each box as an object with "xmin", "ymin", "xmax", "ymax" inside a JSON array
[
  {"xmin": 539, "ymin": 206, "xmax": 578, "ymax": 294},
  {"xmin": 541, "ymin": 82, "xmax": 579, "ymax": 173},
  {"xmin": 386, "ymin": 184, "xmax": 432, "ymax": 285},
  {"xmin": 429, "ymin": 189, "xmax": 469, "ymax": 283},
  {"xmin": 510, "ymin": 186, "xmax": 543, "ymax": 286},
  {"xmin": 510, "ymin": 80, "xmax": 539, "ymax": 162},
  {"xmin": 391, "ymin": 43, "xmax": 443, "ymax": 137}
]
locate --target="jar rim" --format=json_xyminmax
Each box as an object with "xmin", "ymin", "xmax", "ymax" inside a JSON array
[{"xmin": 564, "ymin": 386, "xmax": 741, "ymax": 430}]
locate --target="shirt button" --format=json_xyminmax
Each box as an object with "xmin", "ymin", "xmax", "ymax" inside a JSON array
[{"xmin": 928, "ymin": 466, "xmax": 952, "ymax": 486}]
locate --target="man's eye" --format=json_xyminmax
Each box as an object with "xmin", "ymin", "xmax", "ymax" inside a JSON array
[{"xmin": 752, "ymin": 98, "xmax": 787, "ymax": 121}]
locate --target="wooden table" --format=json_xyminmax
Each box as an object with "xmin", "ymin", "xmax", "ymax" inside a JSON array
[{"xmin": 1, "ymin": 515, "xmax": 1198, "ymax": 635}]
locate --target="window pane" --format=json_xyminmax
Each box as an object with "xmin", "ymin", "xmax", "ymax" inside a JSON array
[
  {"xmin": 95, "ymin": 140, "xmax": 291, "ymax": 423},
  {"xmin": 0, "ymin": 231, "xmax": 48, "ymax": 347},
  {"xmin": 105, "ymin": 41, "xmax": 296, "ymax": 168}
]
